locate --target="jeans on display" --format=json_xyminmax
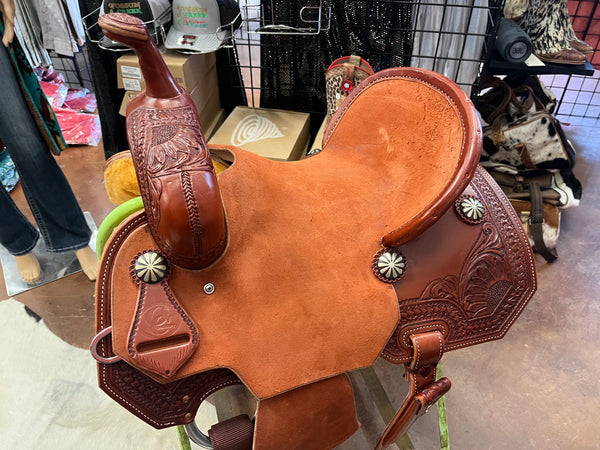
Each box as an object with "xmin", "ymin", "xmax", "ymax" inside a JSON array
[{"xmin": 0, "ymin": 42, "xmax": 91, "ymax": 256}]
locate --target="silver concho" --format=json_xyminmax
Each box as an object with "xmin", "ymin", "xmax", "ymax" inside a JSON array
[
  {"xmin": 456, "ymin": 196, "xmax": 485, "ymax": 224},
  {"xmin": 373, "ymin": 248, "xmax": 406, "ymax": 283},
  {"xmin": 134, "ymin": 251, "xmax": 168, "ymax": 283}
]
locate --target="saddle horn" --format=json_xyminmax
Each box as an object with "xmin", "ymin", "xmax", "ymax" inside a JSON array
[{"xmin": 98, "ymin": 13, "xmax": 227, "ymax": 270}]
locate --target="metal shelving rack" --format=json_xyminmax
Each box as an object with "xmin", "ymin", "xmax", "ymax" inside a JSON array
[{"xmin": 484, "ymin": 0, "xmax": 599, "ymax": 123}]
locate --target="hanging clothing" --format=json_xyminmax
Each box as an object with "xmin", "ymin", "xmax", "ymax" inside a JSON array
[
  {"xmin": 411, "ymin": 0, "xmax": 489, "ymax": 94},
  {"xmin": 0, "ymin": 27, "xmax": 91, "ymax": 255},
  {"xmin": 31, "ymin": 0, "xmax": 85, "ymax": 56},
  {"xmin": 259, "ymin": 0, "xmax": 414, "ymax": 125},
  {"xmin": 14, "ymin": 0, "xmax": 52, "ymax": 67},
  {"xmin": 452, "ymin": 0, "xmax": 489, "ymax": 89}
]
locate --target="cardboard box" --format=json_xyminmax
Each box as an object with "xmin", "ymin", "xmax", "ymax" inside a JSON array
[
  {"xmin": 208, "ymin": 107, "xmax": 311, "ymax": 161},
  {"xmin": 203, "ymin": 108, "xmax": 226, "ymax": 140},
  {"xmin": 120, "ymin": 73, "xmax": 221, "ymax": 122},
  {"xmin": 119, "ymin": 91, "xmax": 139, "ymax": 117},
  {"xmin": 190, "ymin": 78, "xmax": 221, "ymax": 126},
  {"xmin": 117, "ymin": 48, "xmax": 216, "ymax": 92},
  {"xmin": 309, "ymin": 116, "xmax": 328, "ymax": 153}
]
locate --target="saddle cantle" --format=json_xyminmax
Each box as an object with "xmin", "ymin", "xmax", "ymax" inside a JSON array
[{"xmin": 92, "ymin": 13, "xmax": 536, "ymax": 449}]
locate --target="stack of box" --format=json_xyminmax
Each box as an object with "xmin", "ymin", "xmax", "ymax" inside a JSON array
[{"xmin": 116, "ymin": 49, "xmax": 225, "ymax": 138}]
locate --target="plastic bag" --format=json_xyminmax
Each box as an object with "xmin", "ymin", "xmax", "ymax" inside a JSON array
[
  {"xmin": 40, "ymin": 80, "xmax": 68, "ymax": 109},
  {"xmin": 54, "ymin": 108, "xmax": 102, "ymax": 146},
  {"xmin": 64, "ymin": 88, "xmax": 97, "ymax": 113}
]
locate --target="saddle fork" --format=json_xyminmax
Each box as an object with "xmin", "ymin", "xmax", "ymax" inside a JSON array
[
  {"xmin": 376, "ymin": 331, "xmax": 451, "ymax": 449},
  {"xmin": 97, "ymin": 12, "xmax": 228, "ymax": 271}
]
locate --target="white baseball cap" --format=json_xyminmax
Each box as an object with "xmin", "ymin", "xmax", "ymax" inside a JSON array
[{"xmin": 165, "ymin": 0, "xmax": 241, "ymax": 53}]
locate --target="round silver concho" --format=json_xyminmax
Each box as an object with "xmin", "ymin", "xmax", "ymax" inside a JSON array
[
  {"xmin": 456, "ymin": 196, "xmax": 485, "ymax": 224},
  {"xmin": 373, "ymin": 248, "xmax": 406, "ymax": 283},
  {"xmin": 133, "ymin": 251, "xmax": 168, "ymax": 283}
]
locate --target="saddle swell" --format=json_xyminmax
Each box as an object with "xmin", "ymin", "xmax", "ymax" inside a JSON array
[{"xmin": 94, "ymin": 12, "xmax": 536, "ymax": 450}]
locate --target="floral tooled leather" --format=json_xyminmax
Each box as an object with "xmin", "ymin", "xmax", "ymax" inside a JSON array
[{"xmin": 99, "ymin": 12, "xmax": 227, "ymax": 270}]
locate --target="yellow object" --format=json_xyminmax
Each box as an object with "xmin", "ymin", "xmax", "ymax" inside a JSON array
[
  {"xmin": 103, "ymin": 151, "xmax": 141, "ymax": 205},
  {"xmin": 212, "ymin": 158, "xmax": 228, "ymax": 175},
  {"xmin": 103, "ymin": 150, "xmax": 229, "ymax": 206}
]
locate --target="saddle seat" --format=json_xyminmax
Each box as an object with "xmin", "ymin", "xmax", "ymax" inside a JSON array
[{"xmin": 106, "ymin": 70, "xmax": 479, "ymax": 398}]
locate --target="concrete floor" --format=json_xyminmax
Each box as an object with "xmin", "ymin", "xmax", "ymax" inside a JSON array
[{"xmin": 1, "ymin": 120, "xmax": 599, "ymax": 449}]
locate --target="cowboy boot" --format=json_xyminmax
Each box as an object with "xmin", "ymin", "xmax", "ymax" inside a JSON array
[{"xmin": 517, "ymin": 0, "xmax": 586, "ymax": 65}]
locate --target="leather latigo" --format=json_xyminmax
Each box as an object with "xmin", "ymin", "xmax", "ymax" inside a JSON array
[{"xmin": 94, "ymin": 12, "xmax": 536, "ymax": 450}]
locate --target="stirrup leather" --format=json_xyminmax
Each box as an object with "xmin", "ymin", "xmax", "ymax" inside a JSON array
[{"xmin": 376, "ymin": 331, "xmax": 451, "ymax": 449}]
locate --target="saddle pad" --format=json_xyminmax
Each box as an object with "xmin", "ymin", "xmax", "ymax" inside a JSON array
[{"xmin": 103, "ymin": 68, "xmax": 481, "ymax": 399}]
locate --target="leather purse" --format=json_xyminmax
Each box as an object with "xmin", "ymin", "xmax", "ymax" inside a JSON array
[
  {"xmin": 474, "ymin": 77, "xmax": 575, "ymax": 172},
  {"xmin": 482, "ymin": 110, "xmax": 576, "ymax": 171}
]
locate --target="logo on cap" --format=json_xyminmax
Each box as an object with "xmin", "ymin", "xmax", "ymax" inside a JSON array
[
  {"xmin": 177, "ymin": 7, "xmax": 210, "ymax": 28},
  {"xmin": 106, "ymin": 2, "xmax": 143, "ymax": 14}
]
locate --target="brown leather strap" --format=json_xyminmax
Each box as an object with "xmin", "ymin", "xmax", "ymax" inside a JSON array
[
  {"xmin": 529, "ymin": 178, "xmax": 558, "ymax": 262},
  {"xmin": 478, "ymin": 77, "xmax": 513, "ymax": 125},
  {"xmin": 515, "ymin": 143, "xmax": 537, "ymax": 170},
  {"xmin": 208, "ymin": 415, "xmax": 254, "ymax": 450},
  {"xmin": 375, "ymin": 331, "xmax": 451, "ymax": 449},
  {"xmin": 512, "ymin": 85, "xmax": 546, "ymax": 113}
]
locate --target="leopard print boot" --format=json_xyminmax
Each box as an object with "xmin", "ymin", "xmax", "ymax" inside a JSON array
[{"xmin": 325, "ymin": 55, "xmax": 374, "ymax": 122}]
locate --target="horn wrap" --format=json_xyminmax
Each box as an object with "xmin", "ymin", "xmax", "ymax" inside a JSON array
[{"xmin": 98, "ymin": 13, "xmax": 227, "ymax": 269}]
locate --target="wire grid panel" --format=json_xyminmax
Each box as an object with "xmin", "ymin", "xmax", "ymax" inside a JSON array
[
  {"xmin": 568, "ymin": 0, "xmax": 599, "ymax": 69},
  {"xmin": 540, "ymin": 71, "xmax": 600, "ymax": 124},
  {"xmin": 409, "ymin": 0, "xmax": 503, "ymax": 94},
  {"xmin": 230, "ymin": 0, "xmax": 502, "ymax": 115},
  {"xmin": 49, "ymin": 48, "xmax": 94, "ymax": 90},
  {"xmin": 236, "ymin": 0, "xmax": 262, "ymax": 107}
]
